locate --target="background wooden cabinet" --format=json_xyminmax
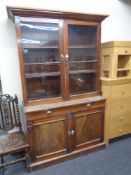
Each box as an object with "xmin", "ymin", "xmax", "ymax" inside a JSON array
[
  {"xmin": 101, "ymin": 41, "xmax": 131, "ymax": 144},
  {"xmin": 101, "ymin": 79, "xmax": 131, "ymax": 143},
  {"xmin": 7, "ymin": 6, "xmax": 107, "ymax": 170},
  {"xmin": 101, "ymin": 41, "xmax": 131, "ymax": 79}
]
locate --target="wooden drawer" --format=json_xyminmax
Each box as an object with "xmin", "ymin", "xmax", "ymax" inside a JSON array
[
  {"xmin": 110, "ymin": 99, "xmax": 131, "ymax": 113},
  {"xmin": 26, "ymin": 100, "xmax": 105, "ymax": 122},
  {"xmin": 110, "ymin": 123, "xmax": 131, "ymax": 138},
  {"xmin": 115, "ymin": 47, "xmax": 131, "ymax": 55},
  {"xmin": 111, "ymin": 84, "xmax": 131, "ymax": 99},
  {"xmin": 110, "ymin": 111, "xmax": 131, "ymax": 126}
]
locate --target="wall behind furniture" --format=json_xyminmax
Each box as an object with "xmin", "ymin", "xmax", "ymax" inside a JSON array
[{"xmin": 0, "ymin": 0, "xmax": 131, "ymax": 101}]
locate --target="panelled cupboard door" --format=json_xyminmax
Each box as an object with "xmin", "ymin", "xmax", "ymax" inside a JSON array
[
  {"xmin": 75, "ymin": 110, "xmax": 104, "ymax": 149},
  {"xmin": 28, "ymin": 108, "xmax": 104, "ymax": 161},
  {"xmin": 28, "ymin": 115, "xmax": 67, "ymax": 161}
]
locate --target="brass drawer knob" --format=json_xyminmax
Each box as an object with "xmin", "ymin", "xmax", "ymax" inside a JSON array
[
  {"xmin": 46, "ymin": 109, "xmax": 52, "ymax": 114},
  {"xmin": 86, "ymin": 103, "xmax": 91, "ymax": 107}
]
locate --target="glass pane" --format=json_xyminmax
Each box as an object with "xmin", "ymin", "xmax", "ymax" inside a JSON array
[
  {"xmin": 69, "ymin": 48, "xmax": 97, "ymax": 61},
  {"xmin": 70, "ymin": 73, "xmax": 97, "ymax": 95},
  {"xmin": 21, "ymin": 21, "xmax": 61, "ymax": 100},
  {"xmin": 27, "ymin": 76, "xmax": 61, "ymax": 100},
  {"xmin": 68, "ymin": 25, "xmax": 97, "ymax": 45},
  {"xmin": 21, "ymin": 22, "xmax": 59, "ymax": 48},
  {"xmin": 69, "ymin": 61, "xmax": 97, "ymax": 71},
  {"xmin": 68, "ymin": 24, "xmax": 98, "ymax": 95}
]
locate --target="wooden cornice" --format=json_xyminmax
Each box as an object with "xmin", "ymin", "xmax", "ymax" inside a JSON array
[{"xmin": 6, "ymin": 6, "xmax": 108, "ymax": 23}]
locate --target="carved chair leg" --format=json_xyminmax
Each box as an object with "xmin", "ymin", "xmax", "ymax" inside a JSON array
[
  {"xmin": 0, "ymin": 168, "xmax": 4, "ymax": 175},
  {"xmin": 25, "ymin": 148, "xmax": 31, "ymax": 172},
  {"xmin": 0, "ymin": 156, "xmax": 4, "ymax": 175}
]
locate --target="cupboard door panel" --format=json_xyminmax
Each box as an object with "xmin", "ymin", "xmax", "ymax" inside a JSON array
[
  {"xmin": 75, "ymin": 111, "xmax": 103, "ymax": 147},
  {"xmin": 33, "ymin": 118, "xmax": 66, "ymax": 159}
]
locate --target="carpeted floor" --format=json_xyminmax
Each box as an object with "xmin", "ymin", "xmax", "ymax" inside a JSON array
[{"xmin": 4, "ymin": 135, "xmax": 131, "ymax": 175}]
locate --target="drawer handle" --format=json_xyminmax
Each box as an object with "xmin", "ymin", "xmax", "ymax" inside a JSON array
[
  {"xmin": 46, "ymin": 109, "xmax": 52, "ymax": 114},
  {"xmin": 68, "ymin": 130, "xmax": 75, "ymax": 137},
  {"xmin": 119, "ymin": 129, "xmax": 122, "ymax": 132},
  {"xmin": 119, "ymin": 117, "xmax": 124, "ymax": 121},
  {"xmin": 86, "ymin": 103, "xmax": 91, "ymax": 107},
  {"xmin": 120, "ymin": 105, "xmax": 124, "ymax": 109},
  {"xmin": 121, "ymin": 91, "xmax": 125, "ymax": 95},
  {"xmin": 125, "ymin": 50, "xmax": 128, "ymax": 53}
]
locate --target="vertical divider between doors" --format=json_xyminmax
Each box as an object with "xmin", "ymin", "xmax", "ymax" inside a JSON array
[
  {"xmin": 63, "ymin": 21, "xmax": 70, "ymax": 100},
  {"xmin": 59, "ymin": 20, "xmax": 70, "ymax": 101},
  {"xmin": 65, "ymin": 112, "xmax": 76, "ymax": 153},
  {"xmin": 59, "ymin": 19, "xmax": 65, "ymax": 100}
]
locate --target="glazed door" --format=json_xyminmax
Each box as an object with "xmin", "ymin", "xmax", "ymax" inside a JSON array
[
  {"xmin": 20, "ymin": 18, "xmax": 63, "ymax": 102},
  {"xmin": 19, "ymin": 18, "xmax": 100, "ymax": 103},
  {"xmin": 64, "ymin": 20, "xmax": 100, "ymax": 99},
  {"xmin": 75, "ymin": 109, "xmax": 104, "ymax": 149}
]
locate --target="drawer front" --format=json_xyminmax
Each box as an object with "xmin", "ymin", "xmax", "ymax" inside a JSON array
[
  {"xmin": 115, "ymin": 47, "xmax": 131, "ymax": 55},
  {"xmin": 111, "ymin": 84, "xmax": 131, "ymax": 99},
  {"xmin": 110, "ymin": 99, "xmax": 131, "ymax": 113},
  {"xmin": 110, "ymin": 111, "xmax": 131, "ymax": 126},
  {"xmin": 110, "ymin": 123, "xmax": 131, "ymax": 138},
  {"xmin": 26, "ymin": 100, "xmax": 105, "ymax": 121}
]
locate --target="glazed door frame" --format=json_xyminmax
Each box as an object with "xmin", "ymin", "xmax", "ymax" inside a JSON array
[
  {"xmin": 15, "ymin": 17, "xmax": 101, "ymax": 104},
  {"xmin": 63, "ymin": 20, "xmax": 101, "ymax": 100},
  {"xmin": 15, "ymin": 16, "xmax": 65, "ymax": 104}
]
